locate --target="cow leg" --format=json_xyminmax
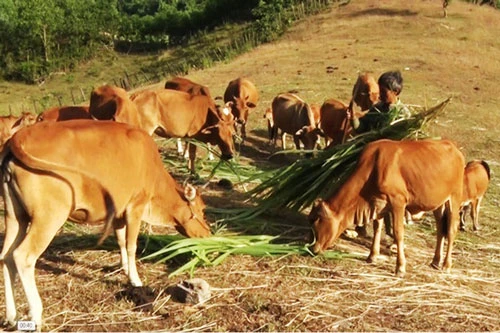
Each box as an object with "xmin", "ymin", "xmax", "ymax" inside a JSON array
[
  {"xmin": 392, "ymin": 207, "xmax": 407, "ymax": 277},
  {"xmin": 1, "ymin": 181, "xmax": 30, "ymax": 326},
  {"xmin": 13, "ymin": 208, "xmax": 68, "ymax": 329},
  {"xmin": 293, "ymin": 135, "xmax": 301, "ymax": 150},
  {"xmin": 282, "ymin": 133, "xmax": 288, "ymax": 150},
  {"xmin": 187, "ymin": 143, "xmax": 197, "ymax": 174},
  {"xmin": 471, "ymin": 198, "xmax": 481, "ymax": 231},
  {"xmin": 367, "ymin": 217, "xmax": 383, "ymax": 263},
  {"xmin": 123, "ymin": 203, "xmax": 147, "ymax": 287},
  {"xmin": 114, "ymin": 219, "xmax": 129, "ymax": 276},
  {"xmin": 207, "ymin": 143, "xmax": 215, "ymax": 161},
  {"xmin": 241, "ymin": 123, "xmax": 247, "ymax": 142},
  {"xmin": 176, "ymin": 138, "xmax": 184, "ymax": 156},
  {"xmin": 431, "ymin": 205, "xmax": 446, "ymax": 270},
  {"xmin": 459, "ymin": 204, "xmax": 469, "ymax": 231},
  {"xmin": 442, "ymin": 202, "xmax": 460, "ymax": 273}
]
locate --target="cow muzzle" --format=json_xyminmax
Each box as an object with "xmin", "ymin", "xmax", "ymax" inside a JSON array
[{"xmin": 221, "ymin": 153, "xmax": 233, "ymax": 161}]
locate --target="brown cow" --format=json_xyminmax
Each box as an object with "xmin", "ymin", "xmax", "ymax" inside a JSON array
[
  {"xmin": 36, "ymin": 105, "xmax": 92, "ymax": 122},
  {"xmin": 89, "ymin": 85, "xmax": 142, "ymax": 127},
  {"xmin": 132, "ymin": 89, "xmax": 235, "ymax": 173},
  {"xmin": 0, "ymin": 112, "xmax": 36, "ymax": 147},
  {"xmin": 309, "ymin": 139, "xmax": 465, "ymax": 277},
  {"xmin": 348, "ymin": 72, "xmax": 379, "ymax": 114},
  {"xmin": 460, "ymin": 160, "xmax": 490, "ymax": 231},
  {"xmin": 223, "ymin": 77, "xmax": 259, "ymax": 140},
  {"xmin": 270, "ymin": 93, "xmax": 323, "ymax": 151},
  {"xmin": 0, "ymin": 119, "xmax": 211, "ymax": 329}
]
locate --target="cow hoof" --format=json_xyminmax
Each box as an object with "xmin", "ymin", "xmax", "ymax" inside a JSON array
[
  {"xmin": 430, "ymin": 262, "xmax": 441, "ymax": 270},
  {"xmin": 366, "ymin": 255, "xmax": 376, "ymax": 264},
  {"xmin": 395, "ymin": 270, "xmax": 406, "ymax": 278}
]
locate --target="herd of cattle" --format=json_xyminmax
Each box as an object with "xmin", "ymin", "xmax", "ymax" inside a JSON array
[{"xmin": 0, "ymin": 73, "xmax": 491, "ymax": 329}]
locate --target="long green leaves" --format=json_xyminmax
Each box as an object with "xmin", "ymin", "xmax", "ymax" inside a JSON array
[{"xmin": 142, "ymin": 234, "xmax": 358, "ymax": 277}]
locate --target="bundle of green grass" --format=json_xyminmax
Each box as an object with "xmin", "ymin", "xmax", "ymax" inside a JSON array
[{"xmin": 143, "ymin": 98, "xmax": 451, "ymax": 276}]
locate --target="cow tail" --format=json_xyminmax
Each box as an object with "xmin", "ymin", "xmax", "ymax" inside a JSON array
[
  {"xmin": 480, "ymin": 160, "xmax": 491, "ymax": 180},
  {"xmin": 97, "ymin": 193, "xmax": 116, "ymax": 246}
]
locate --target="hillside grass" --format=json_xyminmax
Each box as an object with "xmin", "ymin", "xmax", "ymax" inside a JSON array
[{"xmin": 0, "ymin": 0, "xmax": 500, "ymax": 331}]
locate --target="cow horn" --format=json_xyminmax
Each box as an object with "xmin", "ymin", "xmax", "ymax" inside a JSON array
[{"xmin": 184, "ymin": 184, "xmax": 197, "ymax": 202}]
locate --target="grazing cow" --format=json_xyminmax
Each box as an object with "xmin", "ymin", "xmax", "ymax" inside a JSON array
[
  {"xmin": 0, "ymin": 112, "xmax": 36, "ymax": 147},
  {"xmin": 270, "ymin": 93, "xmax": 323, "ymax": 151},
  {"xmin": 36, "ymin": 105, "xmax": 92, "ymax": 122},
  {"xmin": 0, "ymin": 120, "xmax": 211, "ymax": 329},
  {"xmin": 309, "ymin": 139, "xmax": 465, "ymax": 277},
  {"xmin": 89, "ymin": 85, "xmax": 142, "ymax": 128},
  {"xmin": 223, "ymin": 77, "xmax": 259, "ymax": 140},
  {"xmin": 460, "ymin": 160, "xmax": 490, "ymax": 231},
  {"xmin": 348, "ymin": 72, "xmax": 379, "ymax": 114},
  {"xmin": 132, "ymin": 89, "xmax": 235, "ymax": 173}
]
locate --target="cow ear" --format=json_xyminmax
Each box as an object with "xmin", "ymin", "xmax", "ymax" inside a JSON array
[
  {"xmin": 200, "ymin": 125, "xmax": 217, "ymax": 135},
  {"xmin": 184, "ymin": 184, "xmax": 197, "ymax": 202}
]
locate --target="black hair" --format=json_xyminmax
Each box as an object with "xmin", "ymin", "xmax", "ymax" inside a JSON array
[{"xmin": 378, "ymin": 70, "xmax": 403, "ymax": 95}]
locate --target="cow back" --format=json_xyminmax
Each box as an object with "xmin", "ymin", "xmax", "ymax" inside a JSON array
[
  {"xmin": 37, "ymin": 106, "xmax": 92, "ymax": 122},
  {"xmin": 165, "ymin": 77, "xmax": 212, "ymax": 99},
  {"xmin": 89, "ymin": 85, "xmax": 141, "ymax": 128}
]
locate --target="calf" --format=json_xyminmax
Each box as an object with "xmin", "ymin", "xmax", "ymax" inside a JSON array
[
  {"xmin": 0, "ymin": 120, "xmax": 211, "ymax": 329},
  {"xmin": 460, "ymin": 160, "xmax": 490, "ymax": 231},
  {"xmin": 309, "ymin": 139, "xmax": 465, "ymax": 277},
  {"xmin": 270, "ymin": 93, "xmax": 323, "ymax": 151}
]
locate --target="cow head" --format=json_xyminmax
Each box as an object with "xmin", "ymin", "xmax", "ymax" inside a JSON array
[
  {"xmin": 308, "ymin": 199, "xmax": 342, "ymax": 254},
  {"xmin": 295, "ymin": 125, "xmax": 324, "ymax": 150},
  {"xmin": 230, "ymin": 96, "xmax": 256, "ymax": 125},
  {"xmin": 12, "ymin": 112, "xmax": 37, "ymax": 132},
  {"xmin": 197, "ymin": 106, "xmax": 235, "ymax": 161},
  {"xmin": 175, "ymin": 184, "xmax": 211, "ymax": 238}
]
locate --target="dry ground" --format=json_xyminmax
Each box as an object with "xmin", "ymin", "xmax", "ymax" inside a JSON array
[{"xmin": 1, "ymin": 0, "xmax": 500, "ymax": 331}]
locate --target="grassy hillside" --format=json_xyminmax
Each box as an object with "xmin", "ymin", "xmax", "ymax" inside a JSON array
[{"xmin": 1, "ymin": 0, "xmax": 499, "ymax": 331}]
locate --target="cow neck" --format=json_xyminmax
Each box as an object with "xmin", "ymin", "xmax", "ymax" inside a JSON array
[
  {"xmin": 148, "ymin": 170, "xmax": 188, "ymax": 224},
  {"xmin": 326, "ymin": 172, "xmax": 367, "ymax": 240}
]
